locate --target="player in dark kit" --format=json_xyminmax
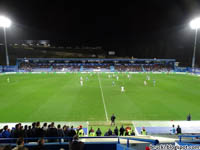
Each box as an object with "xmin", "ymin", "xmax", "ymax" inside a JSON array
[
  {"xmin": 187, "ymin": 113, "xmax": 191, "ymax": 121},
  {"xmin": 111, "ymin": 114, "xmax": 116, "ymax": 126}
]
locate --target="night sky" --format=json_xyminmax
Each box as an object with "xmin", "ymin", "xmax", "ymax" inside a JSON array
[{"xmin": 0, "ymin": 0, "xmax": 200, "ymax": 62}]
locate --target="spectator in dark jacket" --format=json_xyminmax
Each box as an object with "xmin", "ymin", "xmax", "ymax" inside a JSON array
[
  {"xmin": 120, "ymin": 125, "xmax": 125, "ymax": 136},
  {"xmin": 63, "ymin": 126, "xmax": 70, "ymax": 137},
  {"xmin": 68, "ymin": 126, "xmax": 76, "ymax": 140},
  {"xmin": 31, "ymin": 122, "xmax": 36, "ymax": 137},
  {"xmin": 57, "ymin": 124, "xmax": 64, "ymax": 137},
  {"xmin": 96, "ymin": 128, "xmax": 102, "ymax": 136},
  {"xmin": 23, "ymin": 125, "xmax": 28, "ymax": 138},
  {"xmin": 13, "ymin": 124, "xmax": 24, "ymax": 138},
  {"xmin": 176, "ymin": 125, "xmax": 182, "ymax": 135},
  {"xmin": 108, "ymin": 129, "xmax": 112, "ymax": 136},
  {"xmin": 42, "ymin": 123, "xmax": 48, "ymax": 137},
  {"xmin": 26, "ymin": 126, "xmax": 32, "ymax": 138},
  {"xmin": 47, "ymin": 124, "xmax": 58, "ymax": 137},
  {"xmin": 35, "ymin": 122, "xmax": 43, "ymax": 137},
  {"xmin": 46, "ymin": 123, "xmax": 58, "ymax": 142},
  {"xmin": 131, "ymin": 130, "xmax": 135, "ymax": 136},
  {"xmin": 35, "ymin": 127, "xmax": 43, "ymax": 137},
  {"xmin": 114, "ymin": 126, "xmax": 118, "ymax": 136}
]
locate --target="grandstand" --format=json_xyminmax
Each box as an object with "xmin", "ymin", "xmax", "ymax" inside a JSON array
[{"xmin": 16, "ymin": 58, "xmax": 175, "ymax": 72}]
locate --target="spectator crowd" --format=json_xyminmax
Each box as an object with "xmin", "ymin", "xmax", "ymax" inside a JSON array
[
  {"xmin": 0, "ymin": 122, "xmax": 135, "ymax": 150},
  {"xmin": 0, "ymin": 122, "xmax": 135, "ymax": 139}
]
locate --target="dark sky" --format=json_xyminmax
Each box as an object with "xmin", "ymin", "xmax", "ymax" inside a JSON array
[{"xmin": 0, "ymin": 0, "xmax": 200, "ymax": 60}]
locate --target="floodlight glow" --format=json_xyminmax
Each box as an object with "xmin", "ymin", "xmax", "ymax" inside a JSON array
[
  {"xmin": 190, "ymin": 17, "xmax": 200, "ymax": 29},
  {"xmin": 0, "ymin": 16, "xmax": 11, "ymax": 28}
]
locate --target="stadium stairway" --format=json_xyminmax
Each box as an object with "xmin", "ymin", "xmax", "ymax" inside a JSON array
[{"xmin": 141, "ymin": 65, "xmax": 145, "ymax": 72}]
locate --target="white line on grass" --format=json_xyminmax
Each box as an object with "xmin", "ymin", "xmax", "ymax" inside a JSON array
[{"xmin": 97, "ymin": 74, "xmax": 109, "ymax": 122}]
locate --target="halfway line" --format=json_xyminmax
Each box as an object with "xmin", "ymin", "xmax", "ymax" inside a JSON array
[{"xmin": 97, "ymin": 74, "xmax": 109, "ymax": 122}]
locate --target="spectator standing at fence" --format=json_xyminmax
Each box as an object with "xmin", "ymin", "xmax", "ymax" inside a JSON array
[
  {"xmin": 96, "ymin": 128, "xmax": 102, "ymax": 136},
  {"xmin": 47, "ymin": 123, "xmax": 58, "ymax": 137},
  {"xmin": 42, "ymin": 123, "xmax": 48, "ymax": 137},
  {"xmin": 108, "ymin": 128, "xmax": 112, "ymax": 136},
  {"xmin": 114, "ymin": 126, "xmax": 118, "ymax": 136},
  {"xmin": 26, "ymin": 126, "xmax": 32, "ymax": 138},
  {"xmin": 63, "ymin": 126, "xmax": 70, "ymax": 137},
  {"xmin": 141, "ymin": 127, "xmax": 147, "ymax": 135},
  {"xmin": 2, "ymin": 126, "xmax": 11, "ymax": 138},
  {"xmin": 35, "ymin": 122, "xmax": 43, "ymax": 137},
  {"xmin": 111, "ymin": 114, "xmax": 116, "ymax": 126},
  {"xmin": 187, "ymin": 113, "xmax": 191, "ymax": 121},
  {"xmin": 89, "ymin": 127, "xmax": 95, "ymax": 136},
  {"xmin": 13, "ymin": 124, "xmax": 23, "ymax": 138},
  {"xmin": 176, "ymin": 125, "xmax": 182, "ymax": 135},
  {"xmin": 77, "ymin": 125, "xmax": 84, "ymax": 137},
  {"xmin": 170, "ymin": 125, "xmax": 176, "ymax": 135},
  {"xmin": 57, "ymin": 124, "xmax": 64, "ymax": 137},
  {"xmin": 42, "ymin": 123, "xmax": 48, "ymax": 131},
  {"xmin": 119, "ymin": 125, "xmax": 125, "ymax": 136},
  {"xmin": 69, "ymin": 126, "xmax": 76, "ymax": 140},
  {"xmin": 31, "ymin": 122, "xmax": 36, "ymax": 137},
  {"xmin": 46, "ymin": 123, "xmax": 58, "ymax": 142},
  {"xmin": 125, "ymin": 127, "xmax": 131, "ymax": 136},
  {"xmin": 131, "ymin": 130, "xmax": 135, "ymax": 136}
]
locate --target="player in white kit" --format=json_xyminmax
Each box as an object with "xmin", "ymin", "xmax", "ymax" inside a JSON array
[
  {"xmin": 144, "ymin": 80, "xmax": 147, "ymax": 86},
  {"xmin": 80, "ymin": 80, "xmax": 83, "ymax": 86},
  {"xmin": 146, "ymin": 75, "xmax": 150, "ymax": 81},
  {"xmin": 116, "ymin": 76, "xmax": 119, "ymax": 81},
  {"xmin": 121, "ymin": 86, "xmax": 125, "ymax": 92}
]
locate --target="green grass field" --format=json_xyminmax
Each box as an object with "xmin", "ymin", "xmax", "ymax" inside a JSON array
[{"xmin": 0, "ymin": 72, "xmax": 200, "ymax": 123}]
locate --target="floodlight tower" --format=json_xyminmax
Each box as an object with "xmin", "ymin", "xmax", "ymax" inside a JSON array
[
  {"xmin": 0, "ymin": 16, "xmax": 11, "ymax": 66},
  {"xmin": 190, "ymin": 17, "xmax": 200, "ymax": 72}
]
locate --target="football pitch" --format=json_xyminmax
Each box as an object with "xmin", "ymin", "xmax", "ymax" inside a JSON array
[{"xmin": 0, "ymin": 72, "xmax": 200, "ymax": 122}]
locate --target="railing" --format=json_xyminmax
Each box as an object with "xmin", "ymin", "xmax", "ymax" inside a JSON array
[
  {"xmin": 0, "ymin": 136, "xmax": 159, "ymax": 145},
  {"xmin": 118, "ymin": 137, "xmax": 159, "ymax": 148},
  {"xmin": 178, "ymin": 135, "xmax": 200, "ymax": 143}
]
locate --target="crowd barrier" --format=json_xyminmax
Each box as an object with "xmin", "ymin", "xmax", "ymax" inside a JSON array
[{"xmin": 0, "ymin": 136, "xmax": 159, "ymax": 150}]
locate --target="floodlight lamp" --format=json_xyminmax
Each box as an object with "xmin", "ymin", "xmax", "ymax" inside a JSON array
[
  {"xmin": 190, "ymin": 17, "xmax": 200, "ymax": 30},
  {"xmin": 0, "ymin": 16, "xmax": 11, "ymax": 28}
]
